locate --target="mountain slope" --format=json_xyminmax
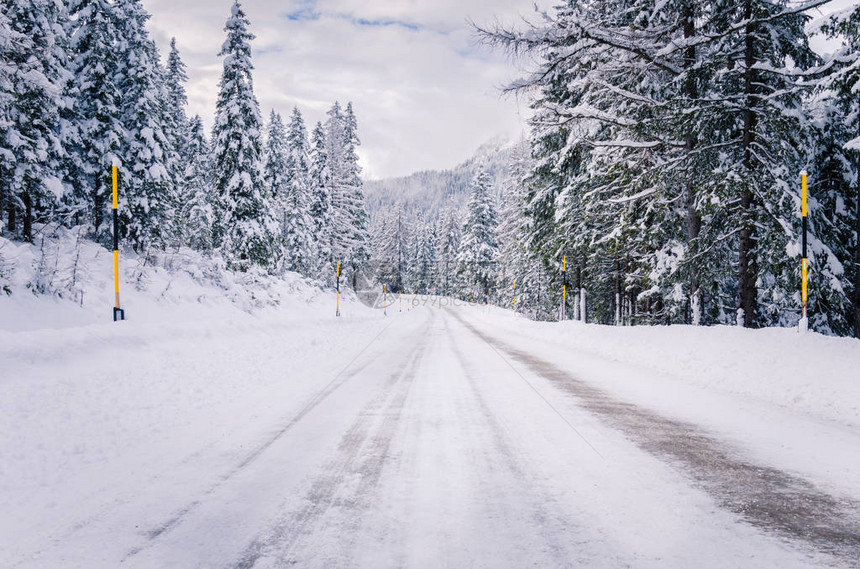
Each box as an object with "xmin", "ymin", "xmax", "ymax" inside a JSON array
[{"xmin": 363, "ymin": 137, "xmax": 515, "ymax": 219}]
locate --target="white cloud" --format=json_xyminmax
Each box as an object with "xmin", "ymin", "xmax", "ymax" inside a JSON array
[{"xmin": 141, "ymin": 0, "xmax": 550, "ymax": 179}]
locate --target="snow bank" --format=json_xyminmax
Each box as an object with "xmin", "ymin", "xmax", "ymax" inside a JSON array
[
  {"xmin": 0, "ymin": 226, "xmax": 338, "ymax": 331},
  {"xmin": 461, "ymin": 305, "xmax": 860, "ymax": 428}
]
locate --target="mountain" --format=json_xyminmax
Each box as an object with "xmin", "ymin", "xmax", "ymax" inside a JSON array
[{"xmin": 363, "ymin": 137, "xmax": 515, "ymax": 220}]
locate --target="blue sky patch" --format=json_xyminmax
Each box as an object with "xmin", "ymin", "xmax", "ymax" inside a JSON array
[
  {"xmin": 353, "ymin": 17, "xmax": 422, "ymax": 31},
  {"xmin": 285, "ymin": 7, "xmax": 320, "ymax": 21}
]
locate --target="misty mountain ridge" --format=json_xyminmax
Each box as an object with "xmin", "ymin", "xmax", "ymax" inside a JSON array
[{"xmin": 363, "ymin": 136, "xmax": 516, "ymax": 220}]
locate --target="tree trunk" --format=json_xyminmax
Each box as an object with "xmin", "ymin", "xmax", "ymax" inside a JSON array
[
  {"xmin": 615, "ymin": 260, "xmax": 622, "ymax": 326},
  {"xmin": 854, "ymin": 155, "xmax": 860, "ymax": 338},
  {"xmin": 738, "ymin": 1, "xmax": 758, "ymax": 328},
  {"xmin": 683, "ymin": 1, "xmax": 703, "ymax": 326},
  {"xmin": 22, "ymin": 191, "xmax": 33, "ymax": 243},
  {"xmin": 0, "ymin": 175, "xmax": 5, "ymax": 234},
  {"xmin": 580, "ymin": 256, "xmax": 587, "ymax": 323},
  {"xmin": 581, "ymin": 288, "xmax": 587, "ymax": 324},
  {"xmin": 7, "ymin": 200, "xmax": 16, "ymax": 235},
  {"xmin": 93, "ymin": 181, "xmax": 104, "ymax": 241}
]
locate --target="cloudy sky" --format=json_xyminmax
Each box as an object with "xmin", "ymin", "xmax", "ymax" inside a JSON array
[
  {"xmin": 140, "ymin": 0, "xmax": 552, "ymax": 180},
  {"xmin": 140, "ymin": 0, "xmax": 856, "ymax": 181}
]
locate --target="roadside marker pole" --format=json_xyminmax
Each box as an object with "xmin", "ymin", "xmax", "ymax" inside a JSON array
[
  {"xmin": 383, "ymin": 284, "xmax": 387, "ymax": 317},
  {"xmin": 800, "ymin": 170, "xmax": 809, "ymax": 333},
  {"xmin": 336, "ymin": 262, "xmax": 341, "ymax": 317},
  {"xmin": 561, "ymin": 256, "xmax": 568, "ymax": 321},
  {"xmin": 513, "ymin": 279, "xmax": 517, "ymax": 311},
  {"xmin": 112, "ymin": 165, "xmax": 125, "ymax": 322}
]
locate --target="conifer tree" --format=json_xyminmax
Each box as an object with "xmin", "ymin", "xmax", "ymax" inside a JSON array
[
  {"xmin": 411, "ymin": 217, "xmax": 436, "ymax": 294},
  {"xmin": 326, "ymin": 101, "xmax": 369, "ymax": 282},
  {"xmin": 325, "ymin": 102, "xmax": 347, "ymax": 264},
  {"xmin": 457, "ymin": 169, "xmax": 499, "ymax": 297},
  {"xmin": 481, "ymin": 0, "xmax": 844, "ymax": 330},
  {"xmin": 497, "ymin": 140, "xmax": 542, "ymax": 312},
  {"xmin": 0, "ymin": 0, "xmax": 71, "ymax": 241},
  {"xmin": 819, "ymin": 5, "xmax": 860, "ymax": 337},
  {"xmin": 263, "ymin": 110, "xmax": 288, "ymax": 219},
  {"xmin": 211, "ymin": 0, "xmax": 279, "ymax": 271},
  {"xmin": 67, "ymin": 0, "xmax": 124, "ymax": 240},
  {"xmin": 309, "ymin": 121, "xmax": 333, "ymax": 280},
  {"xmin": 343, "ymin": 103, "xmax": 370, "ymax": 263},
  {"xmin": 182, "ymin": 115, "xmax": 214, "ymax": 251},
  {"xmin": 164, "ymin": 37, "xmax": 189, "ymax": 155},
  {"xmin": 282, "ymin": 107, "xmax": 316, "ymax": 275},
  {"xmin": 0, "ymin": 10, "xmax": 14, "ymax": 233},
  {"xmin": 113, "ymin": 0, "xmax": 176, "ymax": 251},
  {"xmin": 163, "ymin": 37, "xmax": 190, "ymax": 246},
  {"xmin": 435, "ymin": 198, "xmax": 461, "ymax": 296},
  {"xmin": 373, "ymin": 204, "xmax": 410, "ymax": 292}
]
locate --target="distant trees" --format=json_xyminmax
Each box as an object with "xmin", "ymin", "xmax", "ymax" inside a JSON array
[
  {"xmin": 0, "ymin": 0, "xmax": 369, "ymax": 283},
  {"xmin": 435, "ymin": 199, "xmax": 461, "ymax": 295}
]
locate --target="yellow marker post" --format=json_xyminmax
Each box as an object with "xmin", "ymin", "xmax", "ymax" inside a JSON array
[
  {"xmin": 112, "ymin": 166, "xmax": 125, "ymax": 321},
  {"xmin": 513, "ymin": 279, "xmax": 517, "ymax": 311},
  {"xmin": 563, "ymin": 256, "xmax": 567, "ymax": 304},
  {"xmin": 336, "ymin": 262, "xmax": 341, "ymax": 317},
  {"xmin": 800, "ymin": 170, "xmax": 808, "ymax": 332},
  {"xmin": 561, "ymin": 256, "xmax": 568, "ymax": 321}
]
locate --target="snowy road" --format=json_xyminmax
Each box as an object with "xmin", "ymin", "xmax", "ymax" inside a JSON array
[{"xmin": 3, "ymin": 305, "xmax": 860, "ymax": 568}]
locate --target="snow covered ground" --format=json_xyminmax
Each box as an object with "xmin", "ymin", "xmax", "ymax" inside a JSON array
[{"xmin": 2, "ymin": 259, "xmax": 859, "ymax": 568}]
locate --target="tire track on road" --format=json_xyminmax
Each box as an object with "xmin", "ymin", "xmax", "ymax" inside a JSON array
[
  {"xmin": 123, "ymin": 319, "xmax": 398, "ymax": 561},
  {"xmin": 451, "ymin": 309, "xmax": 860, "ymax": 566},
  {"xmin": 443, "ymin": 314, "xmax": 584, "ymax": 568},
  {"xmin": 229, "ymin": 315, "xmax": 431, "ymax": 569}
]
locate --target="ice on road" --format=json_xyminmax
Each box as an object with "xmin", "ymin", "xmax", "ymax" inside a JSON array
[{"xmin": 2, "ymin": 305, "xmax": 859, "ymax": 568}]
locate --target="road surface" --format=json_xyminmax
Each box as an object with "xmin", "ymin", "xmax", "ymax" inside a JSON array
[{"xmin": 4, "ymin": 306, "xmax": 859, "ymax": 568}]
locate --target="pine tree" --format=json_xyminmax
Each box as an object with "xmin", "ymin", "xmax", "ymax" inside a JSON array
[
  {"xmin": 819, "ymin": 5, "xmax": 860, "ymax": 337},
  {"xmin": 308, "ymin": 120, "xmax": 333, "ymax": 280},
  {"xmin": 411, "ymin": 216, "xmax": 436, "ymax": 294},
  {"xmin": 263, "ymin": 109, "xmax": 288, "ymax": 237},
  {"xmin": 282, "ymin": 107, "xmax": 316, "ymax": 275},
  {"xmin": 498, "ymin": 141, "xmax": 535, "ymax": 309},
  {"xmin": 308, "ymin": 122, "xmax": 335, "ymax": 283},
  {"xmin": 211, "ymin": 0, "xmax": 279, "ymax": 271},
  {"xmin": 435, "ymin": 198, "xmax": 461, "ymax": 296},
  {"xmin": 1, "ymin": 0, "xmax": 72, "ymax": 241},
  {"xmin": 481, "ymin": 0, "xmax": 847, "ymax": 331},
  {"xmin": 67, "ymin": 0, "xmax": 124, "ymax": 240},
  {"xmin": 372, "ymin": 204, "xmax": 410, "ymax": 293},
  {"xmin": 113, "ymin": 0, "xmax": 176, "ymax": 251},
  {"xmin": 457, "ymin": 169, "xmax": 499, "ymax": 298},
  {"xmin": 326, "ymin": 101, "xmax": 369, "ymax": 282},
  {"xmin": 182, "ymin": 115, "xmax": 214, "ymax": 251},
  {"xmin": 0, "ymin": 10, "xmax": 14, "ymax": 234},
  {"xmin": 325, "ymin": 102, "xmax": 347, "ymax": 264},
  {"xmin": 164, "ymin": 37, "xmax": 189, "ymax": 156},
  {"xmin": 697, "ymin": 0, "xmax": 822, "ymax": 328},
  {"xmin": 163, "ymin": 38, "xmax": 190, "ymax": 241}
]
